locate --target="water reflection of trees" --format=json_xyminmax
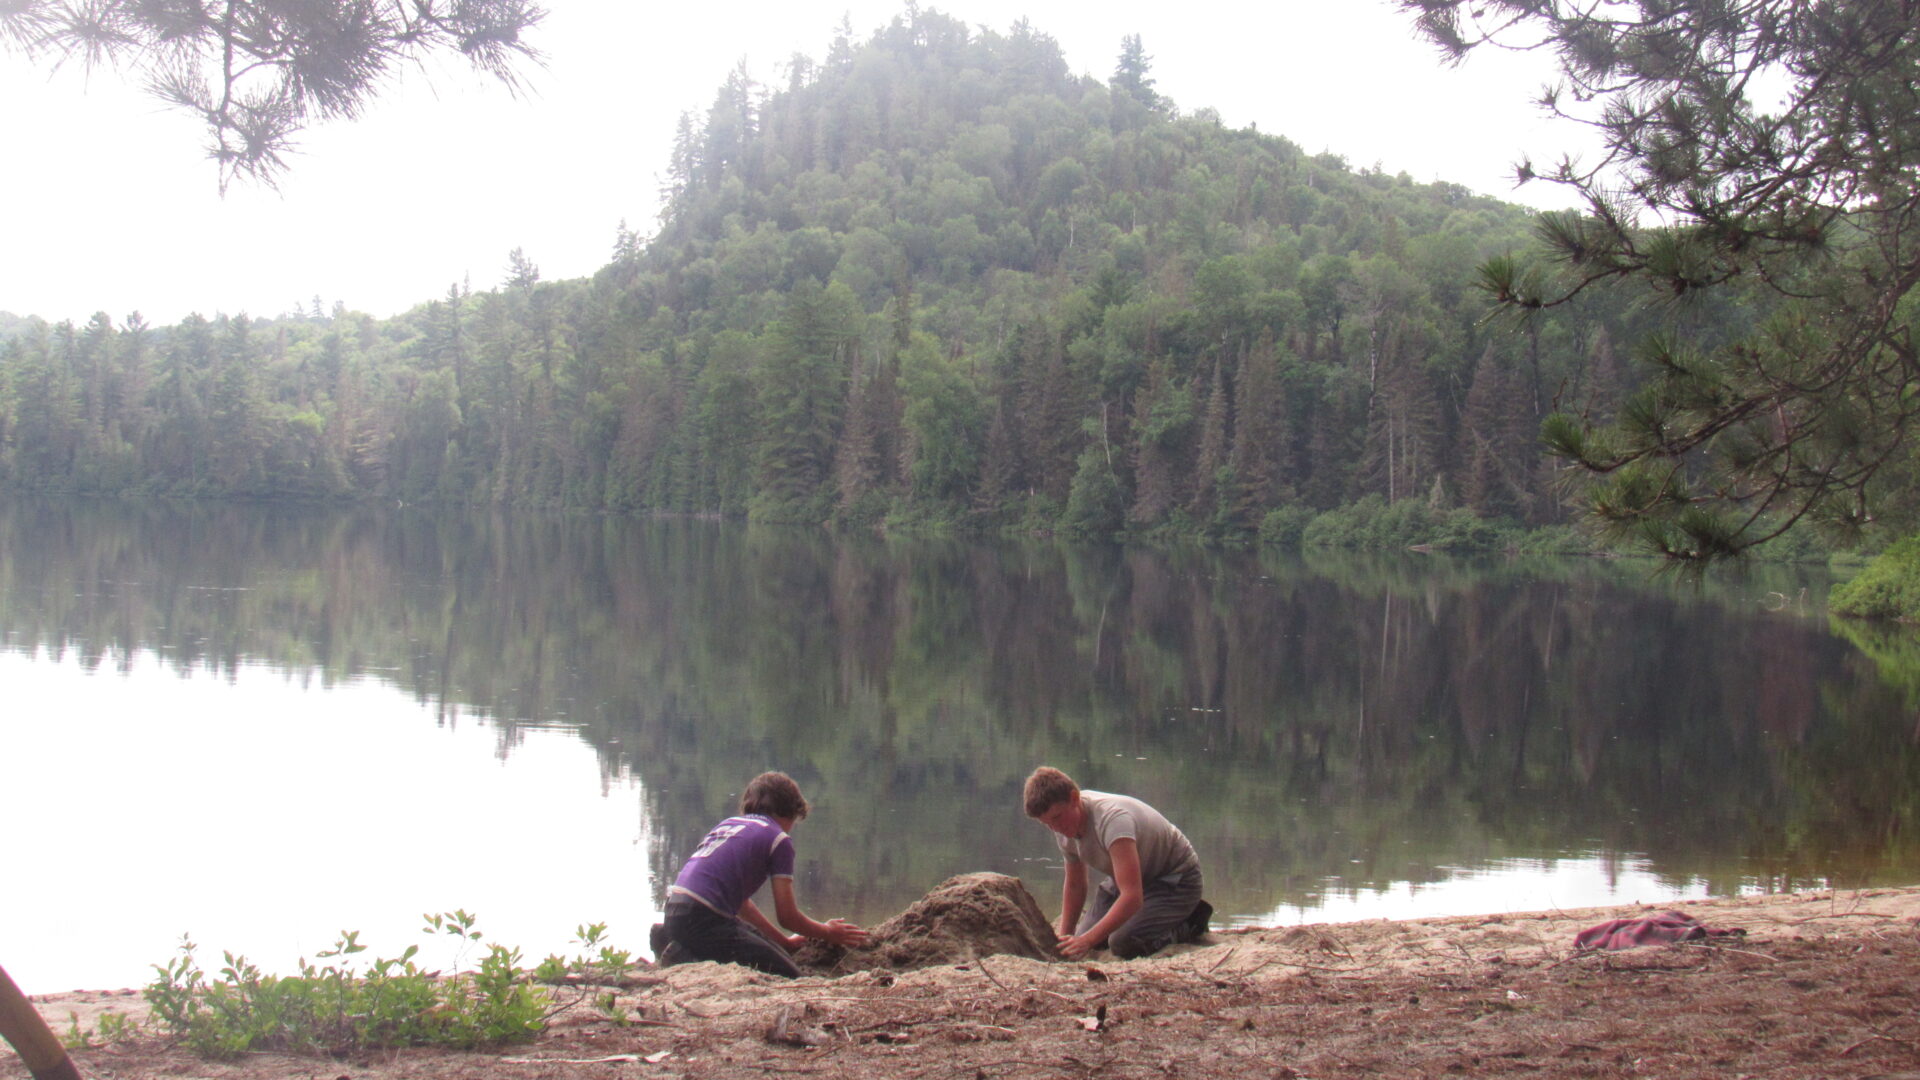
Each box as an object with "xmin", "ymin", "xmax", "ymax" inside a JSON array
[{"xmin": 3, "ymin": 498, "xmax": 1913, "ymax": 922}]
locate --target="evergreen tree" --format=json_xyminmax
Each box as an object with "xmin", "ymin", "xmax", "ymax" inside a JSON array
[
  {"xmin": 1109, "ymin": 33, "xmax": 1161, "ymax": 124},
  {"xmin": 8, "ymin": 0, "xmax": 545, "ymax": 189},
  {"xmin": 208, "ymin": 315, "xmax": 268, "ymax": 491},
  {"xmin": 974, "ymin": 390, "xmax": 1025, "ymax": 512},
  {"xmin": 1405, "ymin": 0, "xmax": 1920, "ymax": 558},
  {"xmin": 1127, "ymin": 355, "xmax": 1191, "ymax": 527},
  {"xmin": 754, "ymin": 279, "xmax": 859, "ymax": 519},
  {"xmin": 1226, "ymin": 335, "xmax": 1288, "ymax": 525},
  {"xmin": 1189, "ymin": 357, "xmax": 1230, "ymax": 522}
]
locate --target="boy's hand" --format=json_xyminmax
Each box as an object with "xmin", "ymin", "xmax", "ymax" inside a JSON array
[
  {"xmin": 783, "ymin": 934, "xmax": 807, "ymax": 951},
  {"xmin": 1057, "ymin": 931, "xmax": 1099, "ymax": 960},
  {"xmin": 821, "ymin": 919, "xmax": 869, "ymax": 947}
]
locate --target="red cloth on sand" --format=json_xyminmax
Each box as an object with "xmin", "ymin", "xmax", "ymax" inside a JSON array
[{"xmin": 1574, "ymin": 911, "xmax": 1745, "ymax": 951}]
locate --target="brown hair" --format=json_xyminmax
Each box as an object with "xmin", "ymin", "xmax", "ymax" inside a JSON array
[
  {"xmin": 1023, "ymin": 766, "xmax": 1079, "ymax": 818},
  {"xmin": 740, "ymin": 771, "xmax": 809, "ymax": 821}
]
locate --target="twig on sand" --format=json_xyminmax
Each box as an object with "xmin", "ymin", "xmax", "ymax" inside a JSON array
[
  {"xmin": 850, "ymin": 1013, "xmax": 979, "ymax": 1034},
  {"xmin": 501, "ymin": 1053, "xmax": 642, "ymax": 1064},
  {"xmin": 1771, "ymin": 911, "xmax": 1897, "ymax": 925},
  {"xmin": 1246, "ymin": 958, "xmax": 1385, "ymax": 976},
  {"xmin": 538, "ymin": 986, "xmax": 596, "ymax": 1022},
  {"xmin": 924, "ymin": 1059, "xmax": 1057, "ymax": 1078},
  {"xmin": 1839, "ymin": 1030, "xmax": 1915, "ymax": 1057},
  {"xmin": 1677, "ymin": 942, "xmax": 1778, "ymax": 962},
  {"xmin": 549, "ymin": 973, "xmax": 668, "ymax": 989},
  {"xmin": 976, "ymin": 957, "xmax": 1009, "ymax": 990},
  {"xmin": 1062, "ymin": 1050, "xmax": 1125, "ymax": 1078},
  {"xmin": 1206, "ymin": 947, "xmax": 1238, "ymax": 974}
]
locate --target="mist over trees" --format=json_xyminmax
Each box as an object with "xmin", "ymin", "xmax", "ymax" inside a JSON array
[{"xmin": 0, "ymin": 7, "xmax": 1830, "ymax": 547}]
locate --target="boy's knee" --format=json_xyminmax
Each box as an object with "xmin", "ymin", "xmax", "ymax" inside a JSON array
[{"xmin": 1108, "ymin": 928, "xmax": 1168, "ymax": 960}]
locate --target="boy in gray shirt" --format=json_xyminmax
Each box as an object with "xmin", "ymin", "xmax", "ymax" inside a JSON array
[{"xmin": 1023, "ymin": 766, "xmax": 1211, "ymax": 959}]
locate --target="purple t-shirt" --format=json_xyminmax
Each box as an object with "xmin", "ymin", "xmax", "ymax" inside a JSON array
[{"xmin": 672, "ymin": 814, "xmax": 795, "ymax": 914}]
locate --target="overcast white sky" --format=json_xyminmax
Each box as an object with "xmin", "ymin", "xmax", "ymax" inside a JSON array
[{"xmin": 0, "ymin": 0, "xmax": 1585, "ymax": 328}]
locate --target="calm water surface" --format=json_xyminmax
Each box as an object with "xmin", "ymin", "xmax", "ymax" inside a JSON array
[{"xmin": 3, "ymin": 498, "xmax": 1915, "ymax": 993}]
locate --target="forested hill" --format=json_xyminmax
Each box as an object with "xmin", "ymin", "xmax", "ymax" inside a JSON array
[{"xmin": 0, "ymin": 9, "xmax": 1674, "ymax": 540}]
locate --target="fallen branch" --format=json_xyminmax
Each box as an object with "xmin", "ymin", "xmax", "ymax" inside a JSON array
[
  {"xmin": 1770, "ymin": 912, "xmax": 1897, "ymax": 925},
  {"xmin": 849, "ymin": 1014, "xmax": 962, "ymax": 1034},
  {"xmin": 1545, "ymin": 951, "xmax": 1601, "ymax": 970},
  {"xmin": 1676, "ymin": 942, "xmax": 1779, "ymax": 962},
  {"xmin": 1241, "ymin": 958, "xmax": 1385, "ymax": 977},
  {"xmin": 501, "ymin": 1053, "xmax": 641, "ymax": 1064},
  {"xmin": 976, "ymin": 958, "xmax": 1008, "ymax": 990},
  {"xmin": 1839, "ymin": 1031, "xmax": 1915, "ymax": 1057},
  {"xmin": 548, "ymin": 973, "xmax": 669, "ymax": 988},
  {"xmin": 932, "ymin": 1059, "xmax": 1059, "ymax": 1078}
]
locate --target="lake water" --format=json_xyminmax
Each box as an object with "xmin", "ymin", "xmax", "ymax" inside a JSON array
[{"xmin": 3, "ymin": 498, "xmax": 1915, "ymax": 994}]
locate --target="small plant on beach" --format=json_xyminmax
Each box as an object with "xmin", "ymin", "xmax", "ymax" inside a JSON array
[
  {"xmin": 61, "ymin": 1009, "xmax": 137, "ymax": 1050},
  {"xmin": 571, "ymin": 922, "xmax": 638, "ymax": 981},
  {"xmin": 530, "ymin": 921, "xmax": 646, "ymax": 988},
  {"xmin": 142, "ymin": 916, "xmax": 552, "ymax": 1058},
  {"xmin": 593, "ymin": 991, "xmax": 630, "ymax": 1027}
]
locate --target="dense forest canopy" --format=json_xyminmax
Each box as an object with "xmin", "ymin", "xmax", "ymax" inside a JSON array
[{"xmin": 0, "ymin": 6, "xmax": 1872, "ymax": 551}]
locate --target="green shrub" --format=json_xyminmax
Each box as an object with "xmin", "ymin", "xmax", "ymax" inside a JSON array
[
  {"xmin": 1831, "ymin": 534, "xmax": 1920, "ymax": 621},
  {"xmin": 140, "ymin": 912, "xmax": 640, "ymax": 1059},
  {"xmin": 1258, "ymin": 505, "xmax": 1314, "ymax": 547}
]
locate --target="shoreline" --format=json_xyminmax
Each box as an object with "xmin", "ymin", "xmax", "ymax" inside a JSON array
[{"xmin": 14, "ymin": 884, "xmax": 1920, "ymax": 1079}]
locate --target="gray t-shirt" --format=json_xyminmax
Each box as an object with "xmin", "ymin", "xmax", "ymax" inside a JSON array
[{"xmin": 1054, "ymin": 790, "xmax": 1200, "ymax": 884}]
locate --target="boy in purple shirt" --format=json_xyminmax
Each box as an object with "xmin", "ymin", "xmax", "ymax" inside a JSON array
[{"xmin": 657, "ymin": 772, "xmax": 868, "ymax": 977}]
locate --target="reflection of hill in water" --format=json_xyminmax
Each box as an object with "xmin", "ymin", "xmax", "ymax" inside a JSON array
[{"xmin": 3, "ymin": 497, "xmax": 1915, "ymax": 922}]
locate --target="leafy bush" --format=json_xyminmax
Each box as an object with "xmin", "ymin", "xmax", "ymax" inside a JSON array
[
  {"xmin": 141, "ymin": 912, "xmax": 636, "ymax": 1058},
  {"xmin": 1062, "ymin": 446, "xmax": 1125, "ymax": 536},
  {"xmin": 1297, "ymin": 496, "xmax": 1521, "ymax": 552},
  {"xmin": 1831, "ymin": 534, "xmax": 1920, "ymax": 621},
  {"xmin": 1257, "ymin": 505, "xmax": 1315, "ymax": 548}
]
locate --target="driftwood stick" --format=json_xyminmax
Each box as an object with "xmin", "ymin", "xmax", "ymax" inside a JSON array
[{"xmin": 0, "ymin": 965, "xmax": 81, "ymax": 1080}]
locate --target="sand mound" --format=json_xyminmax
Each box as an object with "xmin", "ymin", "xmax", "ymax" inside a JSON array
[{"xmin": 795, "ymin": 872, "xmax": 1058, "ymax": 973}]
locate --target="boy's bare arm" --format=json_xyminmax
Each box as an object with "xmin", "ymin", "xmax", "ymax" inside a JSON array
[
  {"xmin": 738, "ymin": 897, "xmax": 803, "ymax": 950},
  {"xmin": 771, "ymin": 877, "xmax": 869, "ymax": 946},
  {"xmin": 1058, "ymin": 858, "xmax": 1089, "ymax": 941},
  {"xmin": 1061, "ymin": 838, "xmax": 1143, "ymax": 959}
]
